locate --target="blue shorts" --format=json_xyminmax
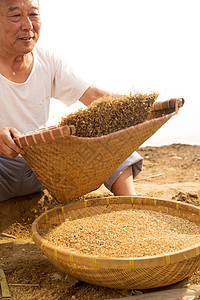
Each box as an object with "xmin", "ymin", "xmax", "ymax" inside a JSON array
[{"xmin": 0, "ymin": 153, "xmax": 143, "ymax": 201}]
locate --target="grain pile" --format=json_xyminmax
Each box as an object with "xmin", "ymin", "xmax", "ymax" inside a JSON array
[
  {"xmin": 43, "ymin": 209, "xmax": 200, "ymax": 257},
  {"xmin": 58, "ymin": 92, "xmax": 158, "ymax": 137}
]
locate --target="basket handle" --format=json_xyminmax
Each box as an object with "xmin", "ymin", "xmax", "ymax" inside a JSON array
[{"xmin": 147, "ymin": 98, "xmax": 184, "ymax": 120}]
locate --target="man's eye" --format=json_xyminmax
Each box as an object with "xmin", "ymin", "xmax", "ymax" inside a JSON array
[
  {"xmin": 10, "ymin": 14, "xmax": 22, "ymax": 21},
  {"xmin": 29, "ymin": 10, "xmax": 40, "ymax": 17},
  {"xmin": 30, "ymin": 13, "xmax": 39, "ymax": 17}
]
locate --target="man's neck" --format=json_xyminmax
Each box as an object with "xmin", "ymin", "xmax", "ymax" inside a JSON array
[{"xmin": 0, "ymin": 52, "xmax": 34, "ymax": 83}]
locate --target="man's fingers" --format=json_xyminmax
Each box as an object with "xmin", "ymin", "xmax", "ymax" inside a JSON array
[
  {"xmin": 2, "ymin": 144, "xmax": 20, "ymax": 158},
  {"xmin": 8, "ymin": 128, "xmax": 25, "ymax": 155},
  {"xmin": 5, "ymin": 141, "xmax": 25, "ymax": 156},
  {"xmin": 9, "ymin": 127, "xmax": 23, "ymax": 139},
  {"xmin": 9, "ymin": 128, "xmax": 25, "ymax": 155},
  {"xmin": 0, "ymin": 127, "xmax": 24, "ymax": 158}
]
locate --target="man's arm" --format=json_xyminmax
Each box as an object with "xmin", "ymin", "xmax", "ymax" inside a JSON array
[{"xmin": 79, "ymin": 85, "xmax": 118, "ymax": 106}]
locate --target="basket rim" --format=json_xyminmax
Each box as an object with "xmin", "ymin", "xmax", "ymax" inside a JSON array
[
  {"xmin": 15, "ymin": 97, "xmax": 184, "ymax": 148},
  {"xmin": 15, "ymin": 109, "xmax": 176, "ymax": 147},
  {"xmin": 32, "ymin": 196, "xmax": 200, "ymax": 270}
]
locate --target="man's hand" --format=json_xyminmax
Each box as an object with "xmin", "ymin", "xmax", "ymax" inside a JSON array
[{"xmin": 0, "ymin": 127, "xmax": 24, "ymax": 158}]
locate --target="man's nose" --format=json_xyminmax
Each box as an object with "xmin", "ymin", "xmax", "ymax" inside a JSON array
[{"xmin": 21, "ymin": 16, "xmax": 33, "ymax": 31}]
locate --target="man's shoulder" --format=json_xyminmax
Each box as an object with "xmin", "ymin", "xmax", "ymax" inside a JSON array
[
  {"xmin": 34, "ymin": 45, "xmax": 53, "ymax": 60},
  {"xmin": 34, "ymin": 45, "xmax": 63, "ymax": 67}
]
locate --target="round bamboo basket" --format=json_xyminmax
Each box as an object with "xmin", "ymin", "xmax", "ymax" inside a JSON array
[
  {"xmin": 14, "ymin": 98, "xmax": 184, "ymax": 204},
  {"xmin": 32, "ymin": 196, "xmax": 200, "ymax": 289}
]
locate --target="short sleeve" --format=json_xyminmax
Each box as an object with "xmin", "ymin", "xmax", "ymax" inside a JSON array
[{"xmin": 51, "ymin": 56, "xmax": 90, "ymax": 106}]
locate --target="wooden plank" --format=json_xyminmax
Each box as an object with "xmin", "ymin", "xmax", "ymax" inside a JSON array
[
  {"xmin": 0, "ymin": 269, "xmax": 11, "ymax": 298},
  {"xmin": 113, "ymin": 286, "xmax": 200, "ymax": 300}
]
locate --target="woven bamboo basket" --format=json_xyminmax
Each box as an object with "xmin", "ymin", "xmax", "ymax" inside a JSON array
[
  {"xmin": 14, "ymin": 98, "xmax": 184, "ymax": 204},
  {"xmin": 32, "ymin": 196, "xmax": 200, "ymax": 290}
]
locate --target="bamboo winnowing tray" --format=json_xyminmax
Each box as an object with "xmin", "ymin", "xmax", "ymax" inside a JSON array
[{"xmin": 14, "ymin": 97, "xmax": 184, "ymax": 203}]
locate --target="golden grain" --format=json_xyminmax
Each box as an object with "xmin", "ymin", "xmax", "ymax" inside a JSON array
[
  {"xmin": 43, "ymin": 209, "xmax": 200, "ymax": 258},
  {"xmin": 58, "ymin": 92, "xmax": 158, "ymax": 137}
]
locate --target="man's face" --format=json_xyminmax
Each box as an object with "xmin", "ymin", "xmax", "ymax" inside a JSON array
[{"xmin": 0, "ymin": 0, "xmax": 41, "ymax": 56}]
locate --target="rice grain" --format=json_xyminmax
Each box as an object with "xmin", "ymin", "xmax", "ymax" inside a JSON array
[
  {"xmin": 58, "ymin": 92, "xmax": 158, "ymax": 137},
  {"xmin": 43, "ymin": 209, "xmax": 200, "ymax": 258}
]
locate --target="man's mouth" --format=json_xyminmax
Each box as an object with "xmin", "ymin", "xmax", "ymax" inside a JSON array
[{"xmin": 19, "ymin": 36, "xmax": 34, "ymax": 41}]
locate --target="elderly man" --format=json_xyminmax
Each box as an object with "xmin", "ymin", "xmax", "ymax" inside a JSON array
[{"xmin": 0, "ymin": 0, "xmax": 143, "ymax": 201}]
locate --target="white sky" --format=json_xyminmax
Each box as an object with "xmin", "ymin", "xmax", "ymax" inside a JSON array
[{"xmin": 38, "ymin": 0, "xmax": 200, "ymax": 146}]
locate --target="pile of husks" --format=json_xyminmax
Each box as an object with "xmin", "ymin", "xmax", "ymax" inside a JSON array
[{"xmin": 58, "ymin": 92, "xmax": 159, "ymax": 137}]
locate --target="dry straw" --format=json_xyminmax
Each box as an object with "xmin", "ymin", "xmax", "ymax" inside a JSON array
[
  {"xmin": 32, "ymin": 196, "xmax": 200, "ymax": 289},
  {"xmin": 14, "ymin": 95, "xmax": 184, "ymax": 203}
]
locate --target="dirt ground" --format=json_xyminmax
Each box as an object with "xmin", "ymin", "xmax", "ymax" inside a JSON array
[{"xmin": 0, "ymin": 144, "xmax": 200, "ymax": 300}]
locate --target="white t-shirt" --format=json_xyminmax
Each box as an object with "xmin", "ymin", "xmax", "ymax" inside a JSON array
[{"xmin": 0, "ymin": 46, "xmax": 90, "ymax": 134}]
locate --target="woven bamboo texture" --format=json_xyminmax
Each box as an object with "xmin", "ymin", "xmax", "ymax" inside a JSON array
[
  {"xmin": 32, "ymin": 196, "xmax": 200, "ymax": 289},
  {"xmin": 14, "ymin": 98, "xmax": 184, "ymax": 203}
]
